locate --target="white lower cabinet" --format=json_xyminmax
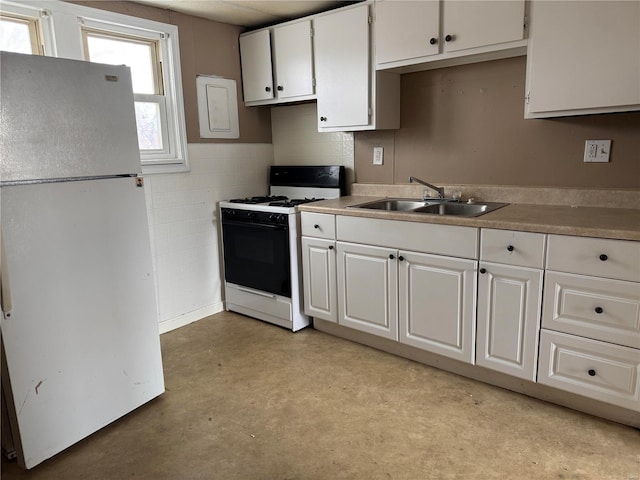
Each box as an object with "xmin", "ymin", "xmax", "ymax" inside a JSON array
[
  {"xmin": 336, "ymin": 242, "xmax": 398, "ymax": 340},
  {"xmin": 398, "ymin": 250, "xmax": 477, "ymax": 363},
  {"xmin": 301, "ymin": 237, "xmax": 337, "ymax": 323},
  {"xmin": 476, "ymin": 262, "xmax": 543, "ymax": 380},
  {"xmin": 538, "ymin": 330, "xmax": 640, "ymax": 412}
]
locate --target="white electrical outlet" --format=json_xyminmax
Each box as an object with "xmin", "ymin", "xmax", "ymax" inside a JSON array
[
  {"xmin": 373, "ymin": 146, "xmax": 384, "ymax": 165},
  {"xmin": 584, "ymin": 140, "xmax": 611, "ymax": 163}
]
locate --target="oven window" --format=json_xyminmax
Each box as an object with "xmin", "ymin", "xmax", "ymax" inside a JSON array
[{"xmin": 222, "ymin": 220, "xmax": 291, "ymax": 297}]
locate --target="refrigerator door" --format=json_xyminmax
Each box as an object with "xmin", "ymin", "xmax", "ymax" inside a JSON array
[
  {"xmin": 0, "ymin": 177, "xmax": 164, "ymax": 469},
  {"xmin": 0, "ymin": 52, "xmax": 141, "ymax": 183}
]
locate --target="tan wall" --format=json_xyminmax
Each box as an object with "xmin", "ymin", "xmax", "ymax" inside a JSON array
[
  {"xmin": 355, "ymin": 56, "xmax": 640, "ymax": 189},
  {"xmin": 72, "ymin": 1, "xmax": 272, "ymax": 144}
]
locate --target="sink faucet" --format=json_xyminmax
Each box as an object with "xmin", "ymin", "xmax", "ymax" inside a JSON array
[{"xmin": 408, "ymin": 176, "xmax": 445, "ymax": 199}]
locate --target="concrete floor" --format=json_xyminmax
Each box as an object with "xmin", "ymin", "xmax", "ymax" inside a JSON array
[{"xmin": 2, "ymin": 311, "xmax": 639, "ymax": 479}]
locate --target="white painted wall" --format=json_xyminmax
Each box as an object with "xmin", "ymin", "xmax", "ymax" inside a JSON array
[{"xmin": 144, "ymin": 143, "xmax": 273, "ymax": 333}]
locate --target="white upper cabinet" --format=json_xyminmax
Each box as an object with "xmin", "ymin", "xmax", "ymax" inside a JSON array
[
  {"xmin": 239, "ymin": 20, "xmax": 315, "ymax": 106},
  {"xmin": 375, "ymin": 0, "xmax": 526, "ymax": 70},
  {"xmin": 314, "ymin": 4, "xmax": 400, "ymax": 132},
  {"xmin": 239, "ymin": 29, "xmax": 274, "ymax": 103},
  {"xmin": 525, "ymin": 0, "xmax": 640, "ymax": 118}
]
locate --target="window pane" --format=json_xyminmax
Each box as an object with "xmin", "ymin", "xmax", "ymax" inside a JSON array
[
  {"xmin": 134, "ymin": 102, "xmax": 163, "ymax": 150},
  {"xmin": 86, "ymin": 35, "xmax": 156, "ymax": 94},
  {"xmin": 0, "ymin": 18, "xmax": 33, "ymax": 54}
]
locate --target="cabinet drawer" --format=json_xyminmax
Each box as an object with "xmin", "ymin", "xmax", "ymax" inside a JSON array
[
  {"xmin": 546, "ymin": 235, "xmax": 640, "ymax": 282},
  {"xmin": 301, "ymin": 212, "xmax": 335, "ymax": 239},
  {"xmin": 480, "ymin": 229, "xmax": 546, "ymax": 268},
  {"xmin": 542, "ymin": 271, "xmax": 640, "ymax": 349},
  {"xmin": 336, "ymin": 216, "xmax": 478, "ymax": 259},
  {"xmin": 538, "ymin": 330, "xmax": 640, "ymax": 411}
]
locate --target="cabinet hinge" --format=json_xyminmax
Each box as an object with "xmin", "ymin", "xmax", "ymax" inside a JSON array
[
  {"xmin": 523, "ymin": 15, "xmax": 529, "ymax": 31},
  {"xmin": 368, "ymin": 15, "xmax": 372, "ymax": 25},
  {"xmin": 368, "ymin": 107, "xmax": 372, "ymax": 116},
  {"xmin": 312, "ymin": 78, "xmax": 316, "ymax": 87},
  {"xmin": 310, "ymin": 27, "xmax": 313, "ymax": 37},
  {"xmin": 525, "ymin": 92, "xmax": 530, "ymax": 105}
]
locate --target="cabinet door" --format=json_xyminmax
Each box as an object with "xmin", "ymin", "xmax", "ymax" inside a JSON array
[
  {"xmin": 314, "ymin": 5, "xmax": 370, "ymax": 129},
  {"xmin": 526, "ymin": 1, "xmax": 640, "ymax": 116},
  {"xmin": 398, "ymin": 251, "xmax": 477, "ymax": 363},
  {"xmin": 239, "ymin": 30, "xmax": 274, "ymax": 102},
  {"xmin": 336, "ymin": 242, "xmax": 398, "ymax": 340},
  {"xmin": 375, "ymin": 1, "xmax": 439, "ymax": 65},
  {"xmin": 476, "ymin": 262, "xmax": 543, "ymax": 380},
  {"xmin": 443, "ymin": 0, "xmax": 525, "ymax": 53},
  {"xmin": 301, "ymin": 237, "xmax": 337, "ymax": 322},
  {"xmin": 272, "ymin": 20, "xmax": 314, "ymax": 100}
]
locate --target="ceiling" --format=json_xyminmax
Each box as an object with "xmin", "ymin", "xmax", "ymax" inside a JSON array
[{"xmin": 131, "ymin": 0, "xmax": 349, "ymax": 28}]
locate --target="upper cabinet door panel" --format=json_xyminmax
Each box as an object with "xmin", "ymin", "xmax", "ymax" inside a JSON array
[
  {"xmin": 314, "ymin": 5, "xmax": 370, "ymax": 129},
  {"xmin": 375, "ymin": 0, "xmax": 439, "ymax": 64},
  {"xmin": 444, "ymin": 0, "xmax": 525, "ymax": 52},
  {"xmin": 526, "ymin": 1, "xmax": 640, "ymax": 116},
  {"xmin": 239, "ymin": 30, "xmax": 274, "ymax": 103},
  {"xmin": 272, "ymin": 20, "xmax": 314, "ymax": 100}
]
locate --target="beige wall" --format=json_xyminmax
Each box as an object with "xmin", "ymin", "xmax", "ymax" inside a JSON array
[
  {"xmin": 72, "ymin": 1, "xmax": 272, "ymax": 144},
  {"xmin": 355, "ymin": 56, "xmax": 640, "ymax": 189}
]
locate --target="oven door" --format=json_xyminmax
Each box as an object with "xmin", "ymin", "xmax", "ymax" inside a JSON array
[{"xmin": 221, "ymin": 219, "xmax": 291, "ymax": 297}]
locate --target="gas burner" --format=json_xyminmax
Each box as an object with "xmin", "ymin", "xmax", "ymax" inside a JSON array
[
  {"xmin": 229, "ymin": 195, "xmax": 287, "ymax": 204},
  {"xmin": 268, "ymin": 197, "xmax": 325, "ymax": 207}
]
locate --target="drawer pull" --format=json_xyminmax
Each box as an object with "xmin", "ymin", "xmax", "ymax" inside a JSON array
[
  {"xmin": 588, "ymin": 369, "xmax": 596, "ymax": 377},
  {"xmin": 314, "ymin": 224, "xmax": 320, "ymax": 229},
  {"xmin": 328, "ymin": 245, "xmax": 334, "ymax": 250},
  {"xmin": 479, "ymin": 268, "xmax": 487, "ymax": 274},
  {"xmin": 599, "ymin": 254, "xmax": 608, "ymax": 261},
  {"xmin": 594, "ymin": 307, "xmax": 604, "ymax": 314},
  {"xmin": 507, "ymin": 245, "xmax": 514, "ymax": 252},
  {"xmin": 389, "ymin": 254, "xmax": 395, "ymax": 260}
]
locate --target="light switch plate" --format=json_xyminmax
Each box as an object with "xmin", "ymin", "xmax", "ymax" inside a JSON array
[{"xmin": 584, "ymin": 140, "xmax": 611, "ymax": 163}]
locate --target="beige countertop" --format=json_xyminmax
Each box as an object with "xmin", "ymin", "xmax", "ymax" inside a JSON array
[{"xmin": 298, "ymin": 196, "xmax": 640, "ymax": 241}]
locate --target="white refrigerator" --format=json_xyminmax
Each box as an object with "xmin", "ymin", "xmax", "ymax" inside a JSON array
[{"xmin": 0, "ymin": 52, "xmax": 165, "ymax": 469}]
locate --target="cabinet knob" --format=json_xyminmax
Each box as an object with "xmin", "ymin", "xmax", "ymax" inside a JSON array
[
  {"xmin": 314, "ymin": 224, "xmax": 320, "ymax": 229},
  {"xmin": 445, "ymin": 34, "xmax": 454, "ymax": 42},
  {"xmin": 277, "ymin": 85, "xmax": 283, "ymax": 91},
  {"xmin": 429, "ymin": 37, "xmax": 437, "ymax": 45},
  {"xmin": 507, "ymin": 245, "xmax": 515, "ymax": 252},
  {"xmin": 588, "ymin": 369, "xmax": 596, "ymax": 377},
  {"xmin": 389, "ymin": 254, "xmax": 395, "ymax": 260},
  {"xmin": 320, "ymin": 116, "xmax": 327, "ymax": 122},
  {"xmin": 594, "ymin": 307, "xmax": 603, "ymax": 314},
  {"xmin": 328, "ymin": 245, "xmax": 334, "ymax": 250},
  {"xmin": 265, "ymin": 86, "xmax": 271, "ymax": 92},
  {"xmin": 398, "ymin": 256, "xmax": 405, "ymax": 262},
  {"xmin": 599, "ymin": 254, "xmax": 608, "ymax": 261},
  {"xmin": 479, "ymin": 268, "xmax": 487, "ymax": 274}
]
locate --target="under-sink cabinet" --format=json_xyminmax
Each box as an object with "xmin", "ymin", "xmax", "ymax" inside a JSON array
[
  {"xmin": 476, "ymin": 229, "xmax": 545, "ymax": 381},
  {"xmin": 538, "ymin": 235, "xmax": 640, "ymax": 411},
  {"xmin": 374, "ymin": 0, "xmax": 527, "ymax": 70}
]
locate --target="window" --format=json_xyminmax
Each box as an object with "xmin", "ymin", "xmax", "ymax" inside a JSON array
[
  {"xmin": 83, "ymin": 29, "xmax": 168, "ymax": 155},
  {"xmin": 0, "ymin": 0, "xmax": 188, "ymax": 174},
  {"xmin": 0, "ymin": 12, "xmax": 42, "ymax": 54}
]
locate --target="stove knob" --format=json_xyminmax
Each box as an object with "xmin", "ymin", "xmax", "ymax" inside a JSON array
[
  {"xmin": 248, "ymin": 212, "xmax": 257, "ymax": 220},
  {"xmin": 278, "ymin": 214, "xmax": 287, "ymax": 224},
  {"xmin": 269, "ymin": 213, "xmax": 277, "ymax": 221}
]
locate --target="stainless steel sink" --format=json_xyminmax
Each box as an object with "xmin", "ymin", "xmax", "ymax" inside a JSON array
[
  {"xmin": 349, "ymin": 198, "xmax": 508, "ymax": 217},
  {"xmin": 348, "ymin": 198, "xmax": 438, "ymax": 211},
  {"xmin": 413, "ymin": 202, "xmax": 508, "ymax": 217}
]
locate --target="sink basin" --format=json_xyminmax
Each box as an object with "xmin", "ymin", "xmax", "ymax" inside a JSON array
[
  {"xmin": 413, "ymin": 202, "xmax": 508, "ymax": 217},
  {"xmin": 349, "ymin": 198, "xmax": 509, "ymax": 217},
  {"xmin": 348, "ymin": 198, "xmax": 437, "ymax": 211}
]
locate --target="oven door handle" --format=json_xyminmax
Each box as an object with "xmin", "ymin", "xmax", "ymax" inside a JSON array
[{"xmin": 222, "ymin": 220, "xmax": 288, "ymax": 231}]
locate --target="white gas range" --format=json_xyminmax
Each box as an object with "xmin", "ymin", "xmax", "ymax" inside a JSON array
[{"xmin": 219, "ymin": 166, "xmax": 345, "ymax": 331}]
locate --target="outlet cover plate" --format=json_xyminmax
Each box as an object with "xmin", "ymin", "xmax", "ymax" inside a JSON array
[{"xmin": 584, "ymin": 140, "xmax": 611, "ymax": 163}]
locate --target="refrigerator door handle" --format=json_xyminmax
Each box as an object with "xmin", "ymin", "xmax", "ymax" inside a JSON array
[{"xmin": 0, "ymin": 228, "xmax": 12, "ymax": 319}]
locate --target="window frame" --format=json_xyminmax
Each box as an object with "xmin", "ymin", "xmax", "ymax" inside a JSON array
[
  {"xmin": 0, "ymin": 11, "xmax": 43, "ymax": 55},
  {"xmin": 0, "ymin": 0, "xmax": 189, "ymax": 174}
]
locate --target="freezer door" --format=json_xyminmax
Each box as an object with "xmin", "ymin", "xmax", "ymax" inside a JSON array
[
  {"xmin": 0, "ymin": 177, "xmax": 164, "ymax": 469},
  {"xmin": 0, "ymin": 52, "xmax": 141, "ymax": 182}
]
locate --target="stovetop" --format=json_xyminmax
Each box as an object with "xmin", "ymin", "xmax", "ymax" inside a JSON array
[{"xmin": 220, "ymin": 195, "xmax": 327, "ymax": 214}]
